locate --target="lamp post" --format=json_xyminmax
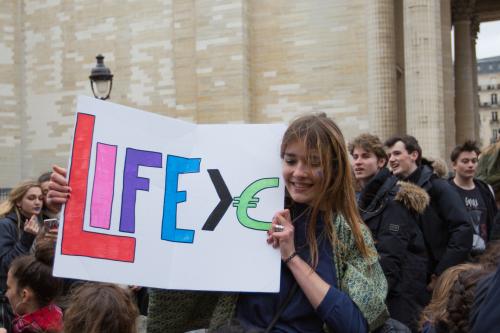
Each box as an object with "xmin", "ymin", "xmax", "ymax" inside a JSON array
[{"xmin": 89, "ymin": 54, "xmax": 113, "ymax": 100}]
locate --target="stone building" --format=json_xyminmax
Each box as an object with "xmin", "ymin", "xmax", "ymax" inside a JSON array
[
  {"xmin": 478, "ymin": 56, "xmax": 500, "ymax": 147},
  {"xmin": 1, "ymin": 0, "xmax": 500, "ymax": 187}
]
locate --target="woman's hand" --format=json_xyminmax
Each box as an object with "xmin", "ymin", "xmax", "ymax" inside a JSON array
[
  {"xmin": 24, "ymin": 215, "xmax": 40, "ymax": 235},
  {"xmin": 47, "ymin": 165, "xmax": 71, "ymax": 209},
  {"xmin": 268, "ymin": 209, "xmax": 331, "ymax": 311},
  {"xmin": 267, "ymin": 209, "xmax": 295, "ymax": 260}
]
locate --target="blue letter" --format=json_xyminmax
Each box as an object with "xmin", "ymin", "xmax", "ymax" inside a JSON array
[{"xmin": 162, "ymin": 155, "xmax": 201, "ymax": 243}]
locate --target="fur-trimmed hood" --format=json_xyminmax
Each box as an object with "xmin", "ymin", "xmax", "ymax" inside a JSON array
[{"xmin": 394, "ymin": 181, "xmax": 430, "ymax": 214}]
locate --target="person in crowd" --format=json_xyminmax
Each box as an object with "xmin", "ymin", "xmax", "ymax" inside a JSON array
[
  {"xmin": 350, "ymin": 134, "xmax": 429, "ymax": 332},
  {"xmin": 440, "ymin": 267, "xmax": 487, "ymax": 333},
  {"xmin": 430, "ymin": 158, "xmax": 449, "ymax": 179},
  {"xmin": 37, "ymin": 172, "xmax": 60, "ymax": 221},
  {"xmin": 49, "ymin": 114, "xmax": 389, "ymax": 332},
  {"xmin": 469, "ymin": 261, "xmax": 500, "ymax": 333},
  {"xmin": 5, "ymin": 239, "xmax": 63, "ymax": 333},
  {"xmin": 419, "ymin": 263, "xmax": 481, "ymax": 333},
  {"xmin": 448, "ymin": 141, "xmax": 499, "ymax": 256},
  {"xmin": 478, "ymin": 240, "xmax": 500, "ymax": 271},
  {"xmin": 384, "ymin": 135, "xmax": 473, "ymax": 291},
  {"xmin": 0, "ymin": 181, "xmax": 43, "ymax": 332},
  {"xmin": 63, "ymin": 282, "xmax": 139, "ymax": 333},
  {"xmin": 475, "ymin": 140, "xmax": 500, "ymax": 240}
]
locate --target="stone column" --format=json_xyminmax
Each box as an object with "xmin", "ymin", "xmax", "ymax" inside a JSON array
[
  {"xmin": 367, "ymin": 0, "xmax": 398, "ymax": 138},
  {"xmin": 471, "ymin": 15, "xmax": 480, "ymax": 141},
  {"xmin": 403, "ymin": 0, "xmax": 446, "ymax": 159},
  {"xmin": 441, "ymin": 0, "xmax": 456, "ymax": 158},
  {"xmin": 453, "ymin": 0, "xmax": 476, "ymax": 144}
]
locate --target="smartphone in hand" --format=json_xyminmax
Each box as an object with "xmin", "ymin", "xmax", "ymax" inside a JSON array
[{"xmin": 43, "ymin": 218, "xmax": 59, "ymax": 230}]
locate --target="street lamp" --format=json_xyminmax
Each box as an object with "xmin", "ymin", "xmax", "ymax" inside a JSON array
[{"xmin": 89, "ymin": 54, "xmax": 113, "ymax": 100}]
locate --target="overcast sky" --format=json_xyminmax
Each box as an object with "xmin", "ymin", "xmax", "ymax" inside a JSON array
[{"xmin": 476, "ymin": 21, "xmax": 500, "ymax": 60}]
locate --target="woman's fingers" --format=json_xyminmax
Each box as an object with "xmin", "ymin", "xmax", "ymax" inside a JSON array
[
  {"xmin": 267, "ymin": 211, "xmax": 296, "ymax": 254},
  {"xmin": 274, "ymin": 209, "xmax": 292, "ymax": 227},
  {"xmin": 50, "ymin": 172, "xmax": 69, "ymax": 190},
  {"xmin": 47, "ymin": 188, "xmax": 70, "ymax": 202},
  {"xmin": 24, "ymin": 216, "xmax": 40, "ymax": 235},
  {"xmin": 52, "ymin": 165, "xmax": 67, "ymax": 178},
  {"xmin": 48, "ymin": 166, "xmax": 71, "ymax": 207}
]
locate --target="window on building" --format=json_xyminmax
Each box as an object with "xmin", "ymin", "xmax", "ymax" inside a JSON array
[
  {"xmin": 493, "ymin": 112, "xmax": 498, "ymax": 121},
  {"xmin": 492, "ymin": 94, "xmax": 498, "ymax": 105},
  {"xmin": 493, "ymin": 129, "xmax": 499, "ymax": 142}
]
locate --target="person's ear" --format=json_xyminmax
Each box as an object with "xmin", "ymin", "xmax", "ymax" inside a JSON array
[
  {"xmin": 410, "ymin": 150, "xmax": 419, "ymax": 162},
  {"xmin": 21, "ymin": 287, "xmax": 34, "ymax": 303},
  {"xmin": 377, "ymin": 158, "xmax": 387, "ymax": 169}
]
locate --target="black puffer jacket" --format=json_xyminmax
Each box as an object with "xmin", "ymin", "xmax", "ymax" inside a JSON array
[
  {"xmin": 409, "ymin": 165, "xmax": 473, "ymax": 276},
  {"xmin": 0, "ymin": 211, "xmax": 36, "ymax": 291},
  {"xmin": 359, "ymin": 168, "xmax": 429, "ymax": 332}
]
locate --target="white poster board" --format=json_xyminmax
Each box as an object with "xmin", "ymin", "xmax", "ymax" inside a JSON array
[{"xmin": 53, "ymin": 96, "xmax": 286, "ymax": 292}]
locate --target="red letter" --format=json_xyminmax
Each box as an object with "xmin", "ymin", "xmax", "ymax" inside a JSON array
[{"xmin": 61, "ymin": 113, "xmax": 136, "ymax": 262}]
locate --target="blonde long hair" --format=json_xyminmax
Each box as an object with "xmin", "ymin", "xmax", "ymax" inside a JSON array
[
  {"xmin": 419, "ymin": 263, "xmax": 481, "ymax": 329},
  {"xmin": 281, "ymin": 113, "xmax": 372, "ymax": 267},
  {"xmin": 0, "ymin": 180, "xmax": 41, "ymax": 230}
]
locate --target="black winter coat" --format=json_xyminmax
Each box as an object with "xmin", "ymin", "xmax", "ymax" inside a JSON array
[
  {"xmin": 410, "ymin": 165, "xmax": 473, "ymax": 275},
  {"xmin": 0, "ymin": 211, "xmax": 36, "ymax": 291},
  {"xmin": 358, "ymin": 168, "xmax": 429, "ymax": 332},
  {"xmin": 473, "ymin": 179, "xmax": 499, "ymax": 241},
  {"xmin": 447, "ymin": 177, "xmax": 499, "ymax": 243}
]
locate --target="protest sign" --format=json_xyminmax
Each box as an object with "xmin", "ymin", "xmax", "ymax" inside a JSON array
[{"xmin": 53, "ymin": 96, "xmax": 286, "ymax": 292}]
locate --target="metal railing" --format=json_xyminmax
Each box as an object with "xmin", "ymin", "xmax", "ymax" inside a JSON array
[{"xmin": 0, "ymin": 188, "xmax": 11, "ymax": 202}]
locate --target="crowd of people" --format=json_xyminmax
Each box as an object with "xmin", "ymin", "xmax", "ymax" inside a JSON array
[{"xmin": 0, "ymin": 113, "xmax": 499, "ymax": 332}]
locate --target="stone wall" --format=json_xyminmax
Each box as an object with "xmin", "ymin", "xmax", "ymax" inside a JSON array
[
  {"xmin": 0, "ymin": 1, "xmax": 22, "ymax": 186},
  {"xmin": 1, "ymin": 0, "xmax": 370, "ymax": 187}
]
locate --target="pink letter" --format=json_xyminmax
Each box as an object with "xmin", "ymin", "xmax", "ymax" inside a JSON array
[{"xmin": 90, "ymin": 143, "xmax": 117, "ymax": 229}]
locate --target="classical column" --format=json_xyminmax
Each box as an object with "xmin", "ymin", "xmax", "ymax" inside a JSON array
[
  {"xmin": 453, "ymin": 0, "xmax": 476, "ymax": 144},
  {"xmin": 403, "ymin": 0, "xmax": 446, "ymax": 159},
  {"xmin": 367, "ymin": 0, "xmax": 398, "ymax": 138},
  {"xmin": 441, "ymin": 0, "xmax": 456, "ymax": 158},
  {"xmin": 471, "ymin": 15, "xmax": 480, "ymax": 141}
]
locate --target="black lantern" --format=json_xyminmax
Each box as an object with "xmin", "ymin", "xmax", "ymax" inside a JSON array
[{"xmin": 89, "ymin": 54, "xmax": 113, "ymax": 100}]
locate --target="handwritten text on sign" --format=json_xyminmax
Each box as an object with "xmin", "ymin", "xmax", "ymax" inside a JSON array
[{"xmin": 54, "ymin": 96, "xmax": 286, "ymax": 292}]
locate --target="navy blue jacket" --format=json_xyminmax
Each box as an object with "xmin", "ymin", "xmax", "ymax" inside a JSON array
[
  {"xmin": 470, "ymin": 266, "xmax": 500, "ymax": 332},
  {"xmin": 0, "ymin": 211, "xmax": 36, "ymax": 291},
  {"xmin": 236, "ymin": 204, "xmax": 368, "ymax": 332}
]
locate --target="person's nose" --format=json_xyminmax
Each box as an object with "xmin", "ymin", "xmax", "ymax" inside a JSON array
[{"xmin": 293, "ymin": 162, "xmax": 309, "ymax": 177}]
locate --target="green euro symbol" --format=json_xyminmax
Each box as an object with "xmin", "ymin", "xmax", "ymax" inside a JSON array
[{"xmin": 233, "ymin": 178, "xmax": 279, "ymax": 231}]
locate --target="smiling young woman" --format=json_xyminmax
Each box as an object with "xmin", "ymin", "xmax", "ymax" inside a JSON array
[{"xmin": 146, "ymin": 114, "xmax": 389, "ymax": 333}]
